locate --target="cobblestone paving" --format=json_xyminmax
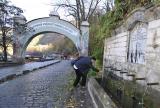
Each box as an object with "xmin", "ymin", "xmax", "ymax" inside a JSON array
[
  {"xmin": 65, "ymin": 86, "xmax": 94, "ymax": 108},
  {"xmin": 0, "ymin": 60, "xmax": 59, "ymax": 79},
  {"xmin": 0, "ymin": 60, "xmax": 72, "ymax": 108}
]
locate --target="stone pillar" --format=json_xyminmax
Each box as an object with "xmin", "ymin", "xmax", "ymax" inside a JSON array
[
  {"xmin": 80, "ymin": 21, "xmax": 89, "ymax": 56},
  {"xmin": 12, "ymin": 14, "xmax": 27, "ymax": 64},
  {"xmin": 12, "ymin": 35, "xmax": 25, "ymax": 64},
  {"xmin": 12, "ymin": 30, "xmax": 25, "ymax": 64}
]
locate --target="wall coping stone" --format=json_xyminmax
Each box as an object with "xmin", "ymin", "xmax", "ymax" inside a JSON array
[{"xmin": 88, "ymin": 78, "xmax": 118, "ymax": 108}]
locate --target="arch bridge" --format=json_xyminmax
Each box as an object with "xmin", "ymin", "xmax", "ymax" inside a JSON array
[{"xmin": 12, "ymin": 13, "xmax": 89, "ymax": 63}]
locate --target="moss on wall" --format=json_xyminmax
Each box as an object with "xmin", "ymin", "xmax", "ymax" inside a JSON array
[{"xmin": 101, "ymin": 69, "xmax": 160, "ymax": 108}]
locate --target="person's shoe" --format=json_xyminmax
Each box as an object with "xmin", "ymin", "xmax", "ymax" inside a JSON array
[
  {"xmin": 80, "ymin": 86, "xmax": 86, "ymax": 92},
  {"xmin": 81, "ymin": 86, "xmax": 86, "ymax": 89},
  {"xmin": 70, "ymin": 84, "xmax": 80, "ymax": 92}
]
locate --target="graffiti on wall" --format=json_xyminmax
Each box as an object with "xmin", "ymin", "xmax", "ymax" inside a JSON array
[{"xmin": 128, "ymin": 22, "xmax": 147, "ymax": 64}]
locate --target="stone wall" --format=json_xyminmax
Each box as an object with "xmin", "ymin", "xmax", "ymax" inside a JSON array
[{"xmin": 103, "ymin": 5, "xmax": 160, "ymax": 92}]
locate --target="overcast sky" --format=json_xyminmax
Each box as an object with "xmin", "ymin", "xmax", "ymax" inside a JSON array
[
  {"xmin": 10, "ymin": 0, "xmax": 107, "ymax": 22},
  {"xmin": 10, "ymin": 0, "xmax": 64, "ymax": 21}
]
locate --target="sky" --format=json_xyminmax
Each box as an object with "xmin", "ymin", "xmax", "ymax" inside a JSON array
[
  {"xmin": 10, "ymin": 0, "xmax": 108, "ymax": 22},
  {"xmin": 10, "ymin": 0, "xmax": 66, "ymax": 21}
]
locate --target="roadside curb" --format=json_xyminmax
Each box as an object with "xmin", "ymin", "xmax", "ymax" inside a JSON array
[
  {"xmin": 0, "ymin": 60, "xmax": 61, "ymax": 84},
  {"xmin": 0, "ymin": 63, "xmax": 21, "ymax": 68},
  {"xmin": 87, "ymin": 78, "xmax": 117, "ymax": 108}
]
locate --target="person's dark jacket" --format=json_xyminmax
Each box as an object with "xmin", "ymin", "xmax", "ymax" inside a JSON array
[
  {"xmin": 74, "ymin": 56, "xmax": 99, "ymax": 73},
  {"xmin": 71, "ymin": 56, "xmax": 84, "ymax": 66}
]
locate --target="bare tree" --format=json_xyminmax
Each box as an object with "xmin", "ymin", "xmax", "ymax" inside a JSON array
[
  {"xmin": 103, "ymin": 1, "xmax": 111, "ymax": 13},
  {"xmin": 52, "ymin": 0, "xmax": 101, "ymax": 29},
  {"xmin": 101, "ymin": 0, "xmax": 115, "ymax": 12},
  {"xmin": 0, "ymin": 0, "xmax": 23, "ymax": 61}
]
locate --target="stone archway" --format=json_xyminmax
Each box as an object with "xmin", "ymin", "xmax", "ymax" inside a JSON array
[{"xmin": 12, "ymin": 14, "xmax": 89, "ymax": 63}]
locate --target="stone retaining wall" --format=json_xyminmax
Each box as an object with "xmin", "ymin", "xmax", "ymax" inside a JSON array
[{"xmin": 103, "ymin": 5, "xmax": 160, "ymax": 92}]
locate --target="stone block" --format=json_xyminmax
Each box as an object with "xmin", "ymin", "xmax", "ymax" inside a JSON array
[
  {"xmin": 157, "ymin": 27, "xmax": 160, "ymax": 37},
  {"xmin": 23, "ymin": 70, "xmax": 30, "ymax": 75},
  {"xmin": 146, "ymin": 46, "xmax": 155, "ymax": 53},
  {"xmin": 88, "ymin": 78, "xmax": 117, "ymax": 108},
  {"xmin": 146, "ymin": 30, "xmax": 155, "ymax": 45},
  {"xmin": 114, "ymin": 42, "xmax": 127, "ymax": 48},
  {"xmin": 6, "ymin": 74, "xmax": 16, "ymax": 80},
  {"xmin": 117, "ymin": 56, "xmax": 126, "ymax": 62},
  {"xmin": 16, "ymin": 71, "xmax": 23, "ymax": 76},
  {"xmin": 155, "ymin": 37, "xmax": 160, "ymax": 45},
  {"xmin": 146, "ymin": 53, "xmax": 156, "ymax": 59},
  {"xmin": 117, "ymin": 36, "xmax": 128, "ymax": 43},
  {"xmin": 116, "ymin": 32, "xmax": 128, "ymax": 38},
  {"xmin": 148, "ymin": 19, "xmax": 160, "ymax": 29}
]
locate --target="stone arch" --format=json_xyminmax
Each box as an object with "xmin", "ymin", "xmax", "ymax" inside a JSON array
[
  {"xmin": 125, "ymin": 8, "xmax": 148, "ymax": 64},
  {"xmin": 12, "ymin": 16, "xmax": 89, "ymax": 63},
  {"xmin": 23, "ymin": 32, "xmax": 78, "ymax": 57},
  {"xmin": 125, "ymin": 8, "xmax": 146, "ymax": 31}
]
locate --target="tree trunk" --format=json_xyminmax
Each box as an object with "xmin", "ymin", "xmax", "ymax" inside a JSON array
[{"xmin": 2, "ymin": 31, "xmax": 7, "ymax": 62}]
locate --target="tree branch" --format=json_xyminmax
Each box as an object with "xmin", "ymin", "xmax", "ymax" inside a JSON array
[
  {"xmin": 52, "ymin": 4, "xmax": 77, "ymax": 11},
  {"xmin": 86, "ymin": 0, "xmax": 101, "ymax": 20}
]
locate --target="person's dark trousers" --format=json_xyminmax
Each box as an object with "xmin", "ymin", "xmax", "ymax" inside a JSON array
[{"xmin": 73, "ymin": 69, "xmax": 87, "ymax": 87}]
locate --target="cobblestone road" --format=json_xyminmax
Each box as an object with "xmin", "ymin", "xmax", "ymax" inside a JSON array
[
  {"xmin": 0, "ymin": 60, "xmax": 72, "ymax": 108},
  {"xmin": 0, "ymin": 60, "xmax": 59, "ymax": 79}
]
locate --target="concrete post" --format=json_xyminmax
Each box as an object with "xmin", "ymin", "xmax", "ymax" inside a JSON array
[
  {"xmin": 12, "ymin": 14, "xmax": 27, "ymax": 64},
  {"xmin": 80, "ymin": 21, "xmax": 89, "ymax": 56}
]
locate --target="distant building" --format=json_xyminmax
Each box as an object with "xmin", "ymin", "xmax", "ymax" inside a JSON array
[{"xmin": 25, "ymin": 51, "xmax": 43, "ymax": 59}]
